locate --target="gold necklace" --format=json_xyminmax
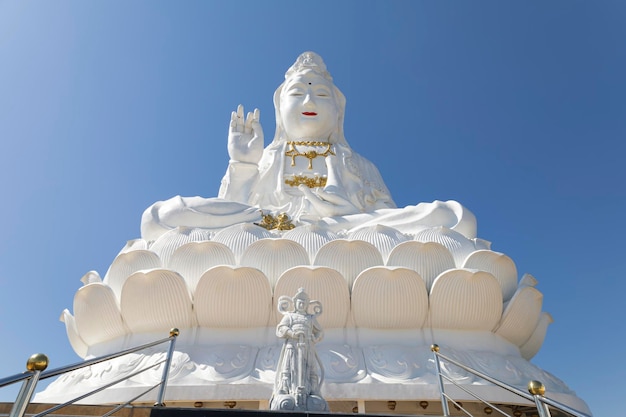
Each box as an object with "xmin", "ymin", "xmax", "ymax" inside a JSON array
[{"xmin": 285, "ymin": 141, "xmax": 335, "ymax": 169}]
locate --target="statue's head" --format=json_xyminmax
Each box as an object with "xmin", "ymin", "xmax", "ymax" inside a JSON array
[
  {"xmin": 273, "ymin": 52, "xmax": 347, "ymax": 145},
  {"xmin": 293, "ymin": 287, "xmax": 310, "ymax": 313}
]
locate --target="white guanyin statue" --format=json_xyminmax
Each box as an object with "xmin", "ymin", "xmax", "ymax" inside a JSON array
[
  {"xmin": 141, "ymin": 51, "xmax": 476, "ymax": 242},
  {"xmin": 36, "ymin": 51, "xmax": 592, "ymax": 416}
]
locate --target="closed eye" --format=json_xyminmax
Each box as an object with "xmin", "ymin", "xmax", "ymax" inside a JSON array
[{"xmin": 315, "ymin": 87, "xmax": 331, "ymax": 97}]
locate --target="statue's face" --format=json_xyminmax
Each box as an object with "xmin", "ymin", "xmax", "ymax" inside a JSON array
[
  {"xmin": 280, "ymin": 71, "xmax": 339, "ymax": 140},
  {"xmin": 295, "ymin": 298, "xmax": 308, "ymax": 313}
]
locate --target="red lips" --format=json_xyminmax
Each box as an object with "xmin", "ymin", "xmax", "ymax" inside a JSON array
[{"xmin": 302, "ymin": 112, "xmax": 317, "ymax": 116}]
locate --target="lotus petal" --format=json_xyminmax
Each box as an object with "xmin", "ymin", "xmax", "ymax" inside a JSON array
[
  {"xmin": 213, "ymin": 223, "xmax": 275, "ymax": 262},
  {"xmin": 352, "ymin": 267, "xmax": 428, "ymax": 329},
  {"xmin": 282, "ymin": 223, "xmax": 339, "ymax": 258},
  {"xmin": 386, "ymin": 241, "xmax": 455, "ymax": 292},
  {"xmin": 103, "ymin": 250, "xmax": 161, "ymax": 300},
  {"xmin": 472, "ymin": 238, "xmax": 492, "ymax": 250},
  {"xmin": 240, "ymin": 239, "xmax": 310, "ymax": 288},
  {"xmin": 60, "ymin": 309, "xmax": 89, "ymax": 358},
  {"xmin": 150, "ymin": 227, "xmax": 212, "ymax": 266},
  {"xmin": 520, "ymin": 312, "xmax": 553, "ymax": 360},
  {"xmin": 80, "ymin": 270, "xmax": 102, "ymax": 285},
  {"xmin": 121, "ymin": 269, "xmax": 194, "ymax": 333},
  {"xmin": 495, "ymin": 286, "xmax": 543, "ymax": 347},
  {"xmin": 117, "ymin": 239, "xmax": 148, "ymax": 255},
  {"xmin": 347, "ymin": 225, "xmax": 409, "ymax": 261},
  {"xmin": 414, "ymin": 226, "xmax": 476, "ymax": 267},
  {"xmin": 429, "ymin": 269, "xmax": 503, "ymax": 330},
  {"xmin": 519, "ymin": 273, "xmax": 538, "ymax": 288},
  {"xmin": 463, "ymin": 250, "xmax": 518, "ymax": 301},
  {"xmin": 313, "ymin": 240, "xmax": 383, "ymax": 287},
  {"xmin": 73, "ymin": 283, "xmax": 128, "ymax": 345},
  {"xmin": 195, "ymin": 266, "xmax": 272, "ymax": 328},
  {"xmin": 169, "ymin": 242, "xmax": 235, "ymax": 292},
  {"xmin": 274, "ymin": 266, "xmax": 350, "ymax": 328}
]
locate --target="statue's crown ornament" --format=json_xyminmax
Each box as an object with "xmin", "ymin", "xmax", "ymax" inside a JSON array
[
  {"xmin": 294, "ymin": 287, "xmax": 310, "ymax": 302},
  {"xmin": 285, "ymin": 51, "xmax": 332, "ymax": 82}
]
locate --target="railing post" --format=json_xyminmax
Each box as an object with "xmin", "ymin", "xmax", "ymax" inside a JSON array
[
  {"xmin": 431, "ymin": 344, "xmax": 450, "ymax": 417},
  {"xmin": 9, "ymin": 354, "xmax": 49, "ymax": 417},
  {"xmin": 528, "ymin": 380, "xmax": 552, "ymax": 417},
  {"xmin": 154, "ymin": 328, "xmax": 179, "ymax": 407}
]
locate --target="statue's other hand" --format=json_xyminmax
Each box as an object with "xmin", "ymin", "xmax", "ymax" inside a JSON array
[
  {"xmin": 299, "ymin": 185, "xmax": 358, "ymax": 217},
  {"xmin": 227, "ymin": 105, "xmax": 264, "ymax": 164}
]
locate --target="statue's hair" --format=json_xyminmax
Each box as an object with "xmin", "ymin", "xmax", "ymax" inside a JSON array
[{"xmin": 285, "ymin": 51, "xmax": 332, "ymax": 82}]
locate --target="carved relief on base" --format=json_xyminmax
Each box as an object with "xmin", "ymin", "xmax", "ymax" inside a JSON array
[{"xmin": 363, "ymin": 345, "xmax": 435, "ymax": 383}]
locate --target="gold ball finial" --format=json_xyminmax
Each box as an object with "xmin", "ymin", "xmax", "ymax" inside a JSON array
[
  {"xmin": 430, "ymin": 344, "xmax": 440, "ymax": 352},
  {"xmin": 528, "ymin": 380, "xmax": 546, "ymax": 396},
  {"xmin": 26, "ymin": 353, "xmax": 49, "ymax": 371},
  {"xmin": 169, "ymin": 328, "xmax": 180, "ymax": 337}
]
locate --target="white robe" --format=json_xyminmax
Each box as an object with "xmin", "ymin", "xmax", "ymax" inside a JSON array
[
  {"xmin": 220, "ymin": 141, "xmax": 395, "ymax": 217},
  {"xmin": 141, "ymin": 142, "xmax": 476, "ymax": 242}
]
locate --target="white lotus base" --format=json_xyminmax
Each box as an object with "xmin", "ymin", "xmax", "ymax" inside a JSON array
[{"xmin": 35, "ymin": 328, "xmax": 590, "ymax": 415}]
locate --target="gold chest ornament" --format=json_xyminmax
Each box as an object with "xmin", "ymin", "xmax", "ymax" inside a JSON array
[{"xmin": 284, "ymin": 141, "xmax": 335, "ymax": 188}]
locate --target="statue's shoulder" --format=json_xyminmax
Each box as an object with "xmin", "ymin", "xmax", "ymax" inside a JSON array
[{"xmin": 336, "ymin": 144, "xmax": 393, "ymax": 201}]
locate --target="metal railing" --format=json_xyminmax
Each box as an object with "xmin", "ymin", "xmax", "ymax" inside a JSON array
[
  {"xmin": 0, "ymin": 333, "xmax": 591, "ymax": 417},
  {"xmin": 0, "ymin": 328, "xmax": 179, "ymax": 417},
  {"xmin": 431, "ymin": 344, "xmax": 591, "ymax": 417}
]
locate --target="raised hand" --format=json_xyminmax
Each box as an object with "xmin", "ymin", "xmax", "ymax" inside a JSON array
[{"xmin": 227, "ymin": 104, "xmax": 264, "ymax": 164}]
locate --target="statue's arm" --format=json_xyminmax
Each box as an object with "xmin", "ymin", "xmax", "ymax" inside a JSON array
[
  {"xmin": 276, "ymin": 314, "xmax": 294, "ymax": 339},
  {"xmin": 311, "ymin": 318, "xmax": 324, "ymax": 343},
  {"xmin": 218, "ymin": 105, "xmax": 264, "ymax": 203},
  {"xmin": 218, "ymin": 161, "xmax": 259, "ymax": 203}
]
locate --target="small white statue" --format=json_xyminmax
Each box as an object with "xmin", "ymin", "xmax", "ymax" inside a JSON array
[
  {"xmin": 141, "ymin": 52, "xmax": 477, "ymax": 242},
  {"xmin": 270, "ymin": 288, "xmax": 328, "ymax": 412}
]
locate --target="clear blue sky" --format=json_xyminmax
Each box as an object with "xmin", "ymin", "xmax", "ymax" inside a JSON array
[{"xmin": 1, "ymin": 2, "xmax": 624, "ymax": 415}]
